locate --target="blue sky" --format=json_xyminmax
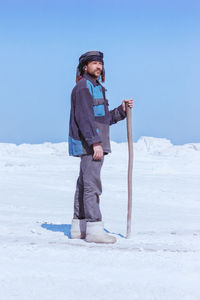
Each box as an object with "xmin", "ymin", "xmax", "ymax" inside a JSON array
[{"xmin": 0, "ymin": 0, "xmax": 199, "ymax": 145}]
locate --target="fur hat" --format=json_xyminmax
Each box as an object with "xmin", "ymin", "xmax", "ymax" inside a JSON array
[{"xmin": 76, "ymin": 51, "xmax": 105, "ymax": 83}]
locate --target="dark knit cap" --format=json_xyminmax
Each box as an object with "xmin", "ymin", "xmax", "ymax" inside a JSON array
[{"xmin": 76, "ymin": 51, "xmax": 105, "ymax": 83}]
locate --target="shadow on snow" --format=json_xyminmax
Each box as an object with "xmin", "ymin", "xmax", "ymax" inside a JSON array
[{"xmin": 41, "ymin": 223, "xmax": 125, "ymax": 239}]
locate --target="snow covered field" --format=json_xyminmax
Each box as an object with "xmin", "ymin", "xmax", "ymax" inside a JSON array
[{"xmin": 0, "ymin": 136, "xmax": 200, "ymax": 300}]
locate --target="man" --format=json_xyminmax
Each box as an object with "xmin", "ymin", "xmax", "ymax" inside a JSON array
[{"xmin": 68, "ymin": 51, "xmax": 134, "ymax": 244}]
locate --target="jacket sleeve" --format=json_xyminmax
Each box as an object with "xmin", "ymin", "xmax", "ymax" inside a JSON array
[
  {"xmin": 74, "ymin": 87, "xmax": 102, "ymax": 147},
  {"xmin": 109, "ymin": 104, "xmax": 127, "ymax": 126}
]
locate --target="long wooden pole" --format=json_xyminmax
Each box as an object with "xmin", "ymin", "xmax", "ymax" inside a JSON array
[{"xmin": 125, "ymin": 102, "xmax": 133, "ymax": 239}]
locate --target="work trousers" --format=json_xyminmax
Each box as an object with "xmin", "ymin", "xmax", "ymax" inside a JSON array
[{"xmin": 73, "ymin": 154, "xmax": 104, "ymax": 222}]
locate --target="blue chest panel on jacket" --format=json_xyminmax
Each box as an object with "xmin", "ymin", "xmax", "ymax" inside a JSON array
[{"xmin": 86, "ymin": 80, "xmax": 105, "ymax": 116}]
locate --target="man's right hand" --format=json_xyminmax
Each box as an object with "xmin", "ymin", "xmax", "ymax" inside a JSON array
[{"xmin": 93, "ymin": 143, "xmax": 103, "ymax": 160}]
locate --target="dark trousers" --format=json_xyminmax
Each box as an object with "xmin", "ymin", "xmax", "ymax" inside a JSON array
[{"xmin": 73, "ymin": 154, "xmax": 104, "ymax": 222}]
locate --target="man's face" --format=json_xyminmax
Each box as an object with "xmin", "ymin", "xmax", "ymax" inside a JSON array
[{"xmin": 85, "ymin": 61, "xmax": 103, "ymax": 78}]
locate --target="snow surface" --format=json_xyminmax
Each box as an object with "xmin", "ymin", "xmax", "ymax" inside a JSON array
[{"xmin": 0, "ymin": 136, "xmax": 200, "ymax": 300}]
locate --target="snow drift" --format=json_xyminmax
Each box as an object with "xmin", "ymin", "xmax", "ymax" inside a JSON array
[{"xmin": 0, "ymin": 136, "xmax": 200, "ymax": 300}]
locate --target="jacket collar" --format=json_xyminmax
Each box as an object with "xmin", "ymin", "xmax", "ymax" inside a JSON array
[
  {"xmin": 82, "ymin": 72, "xmax": 101, "ymax": 87},
  {"xmin": 82, "ymin": 72, "xmax": 107, "ymax": 92}
]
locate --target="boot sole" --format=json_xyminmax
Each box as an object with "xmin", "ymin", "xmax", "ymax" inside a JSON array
[{"xmin": 86, "ymin": 235, "xmax": 116, "ymax": 244}]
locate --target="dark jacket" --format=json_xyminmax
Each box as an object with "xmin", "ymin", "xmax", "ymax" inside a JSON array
[{"xmin": 68, "ymin": 73, "xmax": 126, "ymax": 157}]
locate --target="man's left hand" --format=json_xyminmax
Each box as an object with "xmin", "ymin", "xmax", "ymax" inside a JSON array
[{"xmin": 122, "ymin": 99, "xmax": 134, "ymax": 112}]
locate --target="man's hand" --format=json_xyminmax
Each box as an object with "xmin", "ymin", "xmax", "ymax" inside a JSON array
[
  {"xmin": 122, "ymin": 98, "xmax": 134, "ymax": 112},
  {"xmin": 93, "ymin": 143, "xmax": 103, "ymax": 160}
]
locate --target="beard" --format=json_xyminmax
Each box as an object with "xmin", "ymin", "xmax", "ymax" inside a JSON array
[{"xmin": 87, "ymin": 69, "xmax": 101, "ymax": 79}]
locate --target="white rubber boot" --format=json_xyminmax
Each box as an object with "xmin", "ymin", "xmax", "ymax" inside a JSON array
[
  {"xmin": 70, "ymin": 219, "xmax": 86, "ymax": 239},
  {"xmin": 86, "ymin": 221, "xmax": 116, "ymax": 244}
]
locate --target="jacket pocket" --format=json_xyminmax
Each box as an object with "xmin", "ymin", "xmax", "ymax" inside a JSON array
[{"xmin": 93, "ymin": 98, "xmax": 105, "ymax": 116}]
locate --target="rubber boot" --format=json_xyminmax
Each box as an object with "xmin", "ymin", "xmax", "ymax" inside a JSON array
[
  {"xmin": 70, "ymin": 219, "xmax": 86, "ymax": 239},
  {"xmin": 85, "ymin": 221, "xmax": 116, "ymax": 244}
]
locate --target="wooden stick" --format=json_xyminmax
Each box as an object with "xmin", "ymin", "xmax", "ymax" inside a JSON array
[{"xmin": 125, "ymin": 102, "xmax": 133, "ymax": 239}]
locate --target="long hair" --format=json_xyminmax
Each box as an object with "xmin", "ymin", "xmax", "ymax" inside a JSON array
[{"xmin": 76, "ymin": 64, "xmax": 105, "ymax": 83}]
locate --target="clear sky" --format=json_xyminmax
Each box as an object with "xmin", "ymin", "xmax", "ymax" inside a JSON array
[{"xmin": 0, "ymin": 0, "xmax": 199, "ymax": 145}]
